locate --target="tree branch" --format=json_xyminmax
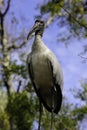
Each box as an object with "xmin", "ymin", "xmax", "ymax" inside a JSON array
[
  {"xmin": 8, "ymin": 39, "xmax": 27, "ymax": 50},
  {"xmin": 78, "ymin": 54, "xmax": 87, "ymax": 60},
  {"xmin": 0, "ymin": 59, "xmax": 4, "ymax": 65},
  {"xmin": 2, "ymin": 0, "xmax": 11, "ymax": 16},
  {"xmin": 4, "ymin": 80, "xmax": 11, "ymax": 96},
  {"xmin": 17, "ymin": 80, "xmax": 22, "ymax": 93},
  {"xmin": 0, "ymin": 12, "xmax": 4, "ymax": 46},
  {"xmin": 57, "ymin": 2, "xmax": 87, "ymax": 29},
  {"xmin": 45, "ymin": 1, "xmax": 87, "ymax": 29},
  {"xmin": 8, "ymin": 33, "xmax": 34, "ymax": 50},
  {"xmin": 45, "ymin": 16, "xmax": 54, "ymax": 27}
]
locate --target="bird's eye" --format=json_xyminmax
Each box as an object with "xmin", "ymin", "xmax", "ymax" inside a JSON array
[{"xmin": 35, "ymin": 20, "xmax": 44, "ymax": 25}]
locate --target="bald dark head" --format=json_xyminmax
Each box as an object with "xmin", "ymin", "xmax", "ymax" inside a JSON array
[{"xmin": 27, "ymin": 20, "xmax": 45, "ymax": 39}]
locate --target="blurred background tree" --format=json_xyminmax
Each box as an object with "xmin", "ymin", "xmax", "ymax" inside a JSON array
[{"xmin": 0, "ymin": 0, "xmax": 87, "ymax": 130}]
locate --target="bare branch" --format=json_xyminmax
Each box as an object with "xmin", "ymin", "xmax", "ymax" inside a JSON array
[
  {"xmin": 8, "ymin": 33, "xmax": 34, "ymax": 50},
  {"xmin": 79, "ymin": 54, "xmax": 87, "ymax": 60},
  {"xmin": 2, "ymin": 0, "xmax": 11, "ymax": 16},
  {"xmin": 8, "ymin": 39, "xmax": 27, "ymax": 50},
  {"xmin": 45, "ymin": 16, "xmax": 54, "ymax": 27},
  {"xmin": 4, "ymin": 80, "xmax": 11, "ymax": 96},
  {"xmin": 0, "ymin": 13, "xmax": 4, "ymax": 45},
  {"xmin": 17, "ymin": 80, "xmax": 22, "ymax": 93},
  {"xmin": 83, "ymin": 45, "xmax": 87, "ymax": 53},
  {"xmin": 0, "ymin": 59, "xmax": 4, "ymax": 65}
]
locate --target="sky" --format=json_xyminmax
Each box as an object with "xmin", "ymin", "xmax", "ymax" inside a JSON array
[{"xmin": 5, "ymin": 0, "xmax": 87, "ymax": 129}]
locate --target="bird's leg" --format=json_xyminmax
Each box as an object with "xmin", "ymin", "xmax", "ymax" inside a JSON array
[
  {"xmin": 50, "ymin": 87, "xmax": 54, "ymax": 130},
  {"xmin": 51, "ymin": 109, "xmax": 54, "ymax": 130},
  {"xmin": 38, "ymin": 100, "xmax": 43, "ymax": 130}
]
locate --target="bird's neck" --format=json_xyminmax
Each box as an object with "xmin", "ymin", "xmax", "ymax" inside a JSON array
[
  {"xmin": 32, "ymin": 34, "xmax": 45, "ymax": 52},
  {"xmin": 35, "ymin": 28, "xmax": 44, "ymax": 37},
  {"xmin": 34, "ymin": 34, "xmax": 42, "ymax": 43}
]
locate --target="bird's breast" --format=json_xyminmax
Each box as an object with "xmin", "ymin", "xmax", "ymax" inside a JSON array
[{"xmin": 32, "ymin": 53, "xmax": 53, "ymax": 91}]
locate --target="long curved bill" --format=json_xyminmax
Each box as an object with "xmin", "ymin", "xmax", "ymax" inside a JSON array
[{"xmin": 27, "ymin": 22, "xmax": 38, "ymax": 40}]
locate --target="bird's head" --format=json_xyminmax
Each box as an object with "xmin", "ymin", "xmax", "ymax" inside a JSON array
[{"xmin": 27, "ymin": 20, "xmax": 45, "ymax": 39}]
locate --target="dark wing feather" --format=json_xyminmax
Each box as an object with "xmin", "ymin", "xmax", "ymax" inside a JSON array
[
  {"xmin": 27, "ymin": 56, "xmax": 54, "ymax": 112},
  {"xmin": 27, "ymin": 54, "xmax": 63, "ymax": 114},
  {"xmin": 27, "ymin": 55, "xmax": 39, "ymax": 94},
  {"xmin": 47, "ymin": 59, "xmax": 63, "ymax": 114}
]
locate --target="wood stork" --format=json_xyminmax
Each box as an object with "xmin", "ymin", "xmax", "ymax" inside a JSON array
[{"xmin": 27, "ymin": 20, "xmax": 63, "ymax": 130}]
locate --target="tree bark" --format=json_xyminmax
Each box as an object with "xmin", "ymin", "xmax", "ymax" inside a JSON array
[{"xmin": 0, "ymin": 1, "xmax": 14, "ymax": 130}]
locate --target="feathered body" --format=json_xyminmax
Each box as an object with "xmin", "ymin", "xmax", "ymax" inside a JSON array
[{"xmin": 27, "ymin": 20, "xmax": 63, "ymax": 114}]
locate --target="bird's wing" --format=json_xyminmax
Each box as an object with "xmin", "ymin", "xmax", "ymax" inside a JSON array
[
  {"xmin": 27, "ymin": 53, "xmax": 38, "ymax": 93},
  {"xmin": 47, "ymin": 54, "xmax": 63, "ymax": 113},
  {"xmin": 27, "ymin": 53, "xmax": 33, "ymax": 78},
  {"xmin": 27, "ymin": 54, "xmax": 52, "ymax": 112},
  {"xmin": 27, "ymin": 52, "xmax": 63, "ymax": 113},
  {"xmin": 47, "ymin": 52, "xmax": 63, "ymax": 88}
]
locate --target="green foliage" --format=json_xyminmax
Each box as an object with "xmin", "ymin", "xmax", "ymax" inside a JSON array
[
  {"xmin": 41, "ymin": 95, "xmax": 87, "ymax": 130},
  {"xmin": 0, "ymin": 88, "xmax": 87, "ymax": 130},
  {"xmin": 41, "ymin": 1, "xmax": 64, "ymax": 16},
  {"xmin": 0, "ymin": 91, "xmax": 10, "ymax": 130},
  {"xmin": 53, "ymin": 104, "xmax": 77, "ymax": 130},
  {"xmin": 42, "ymin": 104, "xmax": 74, "ymax": 130},
  {"xmin": 55, "ymin": 116, "xmax": 77, "ymax": 130},
  {"xmin": 42, "ymin": 110, "xmax": 51, "ymax": 129},
  {"xmin": 6, "ymin": 91, "xmax": 36, "ymax": 130},
  {"xmin": 4, "ymin": 62, "xmax": 27, "ymax": 79},
  {"xmin": 74, "ymin": 82, "xmax": 87, "ymax": 101},
  {"xmin": 0, "ymin": 111, "xmax": 10, "ymax": 130},
  {"xmin": 72, "ymin": 106, "xmax": 87, "ymax": 121},
  {"xmin": 41, "ymin": 0, "xmax": 87, "ymax": 37},
  {"xmin": 0, "ymin": 91, "xmax": 7, "ymax": 111}
]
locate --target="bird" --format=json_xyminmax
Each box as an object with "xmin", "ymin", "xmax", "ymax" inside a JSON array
[{"xmin": 27, "ymin": 19, "xmax": 63, "ymax": 130}]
